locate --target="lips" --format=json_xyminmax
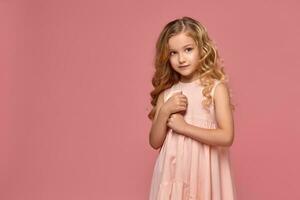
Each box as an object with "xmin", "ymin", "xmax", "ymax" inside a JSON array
[{"xmin": 179, "ymin": 65, "xmax": 189, "ymax": 68}]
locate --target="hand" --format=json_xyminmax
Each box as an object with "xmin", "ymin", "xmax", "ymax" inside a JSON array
[
  {"xmin": 167, "ymin": 113, "xmax": 189, "ymax": 135},
  {"xmin": 161, "ymin": 91, "xmax": 188, "ymax": 116}
]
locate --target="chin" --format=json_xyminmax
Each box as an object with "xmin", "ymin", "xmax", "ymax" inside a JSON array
[{"xmin": 180, "ymin": 71, "xmax": 193, "ymax": 76}]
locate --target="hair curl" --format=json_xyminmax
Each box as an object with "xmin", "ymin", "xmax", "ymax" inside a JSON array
[{"xmin": 148, "ymin": 16, "xmax": 235, "ymax": 120}]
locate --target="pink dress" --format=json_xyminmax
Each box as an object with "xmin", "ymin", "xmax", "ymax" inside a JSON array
[{"xmin": 149, "ymin": 79, "xmax": 237, "ymax": 200}]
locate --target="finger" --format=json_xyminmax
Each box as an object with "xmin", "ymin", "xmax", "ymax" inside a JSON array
[
  {"xmin": 173, "ymin": 91, "xmax": 183, "ymax": 95},
  {"xmin": 179, "ymin": 106, "xmax": 186, "ymax": 111},
  {"xmin": 179, "ymin": 102, "xmax": 187, "ymax": 108},
  {"xmin": 180, "ymin": 94, "xmax": 188, "ymax": 99},
  {"xmin": 177, "ymin": 95, "xmax": 185, "ymax": 101},
  {"xmin": 179, "ymin": 98, "xmax": 188, "ymax": 104},
  {"xmin": 178, "ymin": 95, "xmax": 187, "ymax": 100},
  {"xmin": 179, "ymin": 102, "xmax": 187, "ymax": 107},
  {"xmin": 180, "ymin": 97, "xmax": 187, "ymax": 102}
]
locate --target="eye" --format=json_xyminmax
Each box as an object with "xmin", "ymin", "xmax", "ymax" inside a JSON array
[
  {"xmin": 169, "ymin": 51, "xmax": 176, "ymax": 56},
  {"xmin": 185, "ymin": 47, "xmax": 193, "ymax": 52}
]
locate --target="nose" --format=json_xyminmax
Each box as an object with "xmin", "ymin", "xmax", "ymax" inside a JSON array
[{"xmin": 178, "ymin": 53, "xmax": 186, "ymax": 64}]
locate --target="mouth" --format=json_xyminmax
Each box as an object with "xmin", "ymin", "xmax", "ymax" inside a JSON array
[{"xmin": 179, "ymin": 65, "xmax": 189, "ymax": 68}]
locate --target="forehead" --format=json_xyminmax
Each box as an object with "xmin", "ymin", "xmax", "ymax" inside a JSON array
[{"xmin": 168, "ymin": 33, "xmax": 196, "ymax": 50}]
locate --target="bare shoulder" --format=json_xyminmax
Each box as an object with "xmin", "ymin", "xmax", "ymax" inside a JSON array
[
  {"xmin": 214, "ymin": 82, "xmax": 231, "ymax": 105},
  {"xmin": 213, "ymin": 81, "xmax": 233, "ymax": 125}
]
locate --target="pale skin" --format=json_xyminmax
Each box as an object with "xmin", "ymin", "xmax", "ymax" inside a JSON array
[{"xmin": 149, "ymin": 32, "xmax": 234, "ymax": 149}]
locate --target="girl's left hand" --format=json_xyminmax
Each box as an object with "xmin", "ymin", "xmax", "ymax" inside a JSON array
[{"xmin": 167, "ymin": 113, "xmax": 189, "ymax": 135}]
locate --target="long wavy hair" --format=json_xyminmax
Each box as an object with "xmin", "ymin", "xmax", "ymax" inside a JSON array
[{"xmin": 148, "ymin": 16, "xmax": 235, "ymax": 120}]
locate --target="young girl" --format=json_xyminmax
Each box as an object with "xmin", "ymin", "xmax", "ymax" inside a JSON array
[{"xmin": 148, "ymin": 17, "xmax": 237, "ymax": 199}]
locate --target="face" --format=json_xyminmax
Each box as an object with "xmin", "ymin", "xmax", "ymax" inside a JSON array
[{"xmin": 168, "ymin": 32, "xmax": 201, "ymax": 82}]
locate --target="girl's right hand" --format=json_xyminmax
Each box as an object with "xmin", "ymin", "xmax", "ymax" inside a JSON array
[{"xmin": 161, "ymin": 91, "xmax": 188, "ymax": 116}]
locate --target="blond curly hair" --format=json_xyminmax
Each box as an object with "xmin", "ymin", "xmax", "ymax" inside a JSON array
[{"xmin": 148, "ymin": 16, "xmax": 235, "ymax": 120}]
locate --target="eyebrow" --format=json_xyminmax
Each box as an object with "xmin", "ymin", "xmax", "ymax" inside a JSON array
[{"xmin": 169, "ymin": 43, "xmax": 194, "ymax": 51}]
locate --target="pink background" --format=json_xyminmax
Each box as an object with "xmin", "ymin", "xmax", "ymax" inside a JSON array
[{"xmin": 1, "ymin": 0, "xmax": 300, "ymax": 199}]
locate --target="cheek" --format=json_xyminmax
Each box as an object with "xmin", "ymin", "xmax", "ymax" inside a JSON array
[
  {"xmin": 169, "ymin": 57, "xmax": 177, "ymax": 66},
  {"xmin": 190, "ymin": 52, "xmax": 200, "ymax": 61}
]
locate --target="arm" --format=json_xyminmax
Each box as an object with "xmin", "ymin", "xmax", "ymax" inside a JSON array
[
  {"xmin": 181, "ymin": 83, "xmax": 235, "ymax": 147},
  {"xmin": 149, "ymin": 91, "xmax": 170, "ymax": 150}
]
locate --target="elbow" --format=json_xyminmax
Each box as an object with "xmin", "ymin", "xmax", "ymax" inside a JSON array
[
  {"xmin": 149, "ymin": 136, "xmax": 162, "ymax": 150},
  {"xmin": 149, "ymin": 142, "xmax": 161, "ymax": 150},
  {"xmin": 224, "ymin": 138, "xmax": 233, "ymax": 147},
  {"xmin": 224, "ymin": 132, "xmax": 234, "ymax": 147},
  {"xmin": 153, "ymin": 145, "xmax": 161, "ymax": 150},
  {"xmin": 218, "ymin": 128, "xmax": 234, "ymax": 147}
]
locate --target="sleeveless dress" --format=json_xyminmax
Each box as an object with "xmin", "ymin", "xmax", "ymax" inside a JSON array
[{"xmin": 149, "ymin": 79, "xmax": 237, "ymax": 200}]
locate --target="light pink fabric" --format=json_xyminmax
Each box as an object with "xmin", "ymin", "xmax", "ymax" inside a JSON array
[{"xmin": 149, "ymin": 79, "xmax": 237, "ymax": 200}]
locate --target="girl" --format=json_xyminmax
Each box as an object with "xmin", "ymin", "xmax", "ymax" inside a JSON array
[{"xmin": 148, "ymin": 17, "xmax": 237, "ymax": 199}]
